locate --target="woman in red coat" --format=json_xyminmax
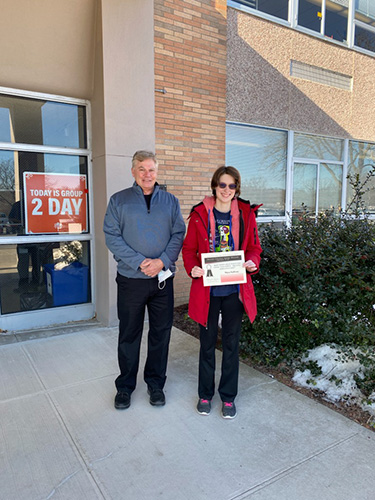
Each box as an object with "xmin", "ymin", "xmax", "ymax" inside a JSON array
[{"xmin": 182, "ymin": 166, "xmax": 262, "ymax": 419}]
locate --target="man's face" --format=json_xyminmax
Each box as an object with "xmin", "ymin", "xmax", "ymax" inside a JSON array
[{"xmin": 132, "ymin": 158, "xmax": 158, "ymax": 195}]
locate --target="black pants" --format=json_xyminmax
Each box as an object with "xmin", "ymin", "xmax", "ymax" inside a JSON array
[
  {"xmin": 115, "ymin": 273, "xmax": 174, "ymax": 393},
  {"xmin": 198, "ymin": 293, "xmax": 244, "ymax": 402}
]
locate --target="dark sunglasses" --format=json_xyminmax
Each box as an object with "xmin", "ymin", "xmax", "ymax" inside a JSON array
[{"xmin": 218, "ymin": 182, "xmax": 236, "ymax": 190}]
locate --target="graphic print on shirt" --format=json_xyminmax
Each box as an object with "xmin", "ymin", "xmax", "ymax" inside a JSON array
[
  {"xmin": 213, "ymin": 208, "xmax": 234, "ymax": 253},
  {"xmin": 216, "ymin": 224, "xmax": 231, "ymax": 252}
]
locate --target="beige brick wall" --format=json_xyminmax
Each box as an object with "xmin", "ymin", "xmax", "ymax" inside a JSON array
[
  {"xmin": 154, "ymin": 0, "xmax": 227, "ymax": 305},
  {"xmin": 227, "ymin": 9, "xmax": 375, "ymax": 142}
]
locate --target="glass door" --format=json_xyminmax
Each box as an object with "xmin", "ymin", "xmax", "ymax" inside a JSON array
[{"xmin": 0, "ymin": 89, "xmax": 94, "ymax": 331}]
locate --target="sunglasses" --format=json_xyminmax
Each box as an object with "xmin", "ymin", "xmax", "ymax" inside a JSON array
[{"xmin": 218, "ymin": 182, "xmax": 237, "ymax": 190}]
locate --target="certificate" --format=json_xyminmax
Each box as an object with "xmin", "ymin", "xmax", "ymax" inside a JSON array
[{"xmin": 201, "ymin": 250, "xmax": 247, "ymax": 287}]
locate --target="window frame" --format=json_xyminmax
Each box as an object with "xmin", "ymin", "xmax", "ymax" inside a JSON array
[
  {"xmin": 226, "ymin": 122, "xmax": 375, "ymax": 227},
  {"xmin": 0, "ymin": 85, "xmax": 95, "ymax": 330},
  {"xmin": 227, "ymin": 0, "xmax": 375, "ymax": 57},
  {"xmin": 226, "ymin": 121, "xmax": 289, "ymax": 223}
]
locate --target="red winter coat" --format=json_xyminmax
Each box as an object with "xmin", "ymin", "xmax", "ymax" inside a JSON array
[{"xmin": 182, "ymin": 196, "xmax": 262, "ymax": 327}]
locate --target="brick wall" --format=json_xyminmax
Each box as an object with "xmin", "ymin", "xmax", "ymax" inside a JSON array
[{"xmin": 154, "ymin": 0, "xmax": 227, "ymax": 305}]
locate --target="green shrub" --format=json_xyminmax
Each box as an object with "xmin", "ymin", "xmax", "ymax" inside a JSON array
[{"xmin": 241, "ymin": 169, "xmax": 375, "ymax": 366}]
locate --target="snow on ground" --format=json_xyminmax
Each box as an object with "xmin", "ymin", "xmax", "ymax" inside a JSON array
[{"xmin": 293, "ymin": 344, "xmax": 375, "ymax": 417}]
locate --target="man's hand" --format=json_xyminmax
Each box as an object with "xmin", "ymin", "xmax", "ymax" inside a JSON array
[{"xmin": 140, "ymin": 258, "xmax": 164, "ymax": 277}]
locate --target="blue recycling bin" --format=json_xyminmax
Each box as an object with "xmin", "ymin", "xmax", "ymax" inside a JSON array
[{"xmin": 44, "ymin": 262, "xmax": 89, "ymax": 306}]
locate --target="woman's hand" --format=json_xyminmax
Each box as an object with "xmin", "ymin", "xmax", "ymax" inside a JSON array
[
  {"xmin": 244, "ymin": 260, "xmax": 257, "ymax": 273},
  {"xmin": 191, "ymin": 266, "xmax": 204, "ymax": 278}
]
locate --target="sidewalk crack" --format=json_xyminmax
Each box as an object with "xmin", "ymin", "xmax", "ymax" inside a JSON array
[{"xmin": 44, "ymin": 470, "xmax": 79, "ymax": 499}]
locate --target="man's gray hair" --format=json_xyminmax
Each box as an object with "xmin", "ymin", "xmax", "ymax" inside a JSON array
[{"xmin": 132, "ymin": 150, "xmax": 158, "ymax": 169}]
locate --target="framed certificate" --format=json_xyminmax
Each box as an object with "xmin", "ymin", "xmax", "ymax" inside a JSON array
[{"xmin": 201, "ymin": 250, "xmax": 247, "ymax": 287}]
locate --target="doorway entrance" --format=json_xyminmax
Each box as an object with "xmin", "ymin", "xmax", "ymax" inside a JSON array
[{"xmin": 0, "ymin": 88, "xmax": 94, "ymax": 331}]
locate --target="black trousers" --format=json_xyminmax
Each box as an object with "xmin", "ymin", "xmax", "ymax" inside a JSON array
[
  {"xmin": 115, "ymin": 273, "xmax": 174, "ymax": 393},
  {"xmin": 198, "ymin": 293, "xmax": 244, "ymax": 402}
]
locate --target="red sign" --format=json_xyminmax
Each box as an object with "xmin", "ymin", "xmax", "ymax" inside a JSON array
[{"xmin": 23, "ymin": 172, "xmax": 88, "ymax": 234}]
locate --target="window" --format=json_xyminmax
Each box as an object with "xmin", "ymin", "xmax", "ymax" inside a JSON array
[
  {"xmin": 229, "ymin": 0, "xmax": 375, "ymax": 56},
  {"xmin": 355, "ymin": 1, "xmax": 375, "ymax": 53},
  {"xmin": 325, "ymin": 0, "xmax": 349, "ymax": 42},
  {"xmin": 348, "ymin": 141, "xmax": 375, "ymax": 213},
  {"xmin": 292, "ymin": 162, "xmax": 343, "ymax": 218},
  {"xmin": 0, "ymin": 150, "xmax": 88, "ymax": 236},
  {"xmin": 226, "ymin": 124, "xmax": 287, "ymax": 217},
  {"xmin": 298, "ymin": 0, "xmax": 322, "ymax": 34},
  {"xmin": 356, "ymin": 0, "xmax": 375, "ymax": 19},
  {"xmin": 0, "ymin": 90, "xmax": 92, "ymax": 318},
  {"xmin": 294, "ymin": 133, "xmax": 344, "ymax": 161},
  {"xmin": 230, "ymin": 0, "xmax": 289, "ymax": 20},
  {"xmin": 0, "ymin": 241, "xmax": 91, "ymax": 314},
  {"xmin": 0, "ymin": 94, "xmax": 86, "ymax": 148},
  {"xmin": 226, "ymin": 125, "xmax": 375, "ymax": 224},
  {"xmin": 297, "ymin": 0, "xmax": 349, "ymax": 42},
  {"xmin": 293, "ymin": 133, "xmax": 344, "ymax": 218},
  {"xmin": 355, "ymin": 25, "xmax": 375, "ymax": 52}
]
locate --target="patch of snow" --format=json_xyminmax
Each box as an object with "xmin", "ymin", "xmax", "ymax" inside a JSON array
[{"xmin": 293, "ymin": 344, "xmax": 375, "ymax": 416}]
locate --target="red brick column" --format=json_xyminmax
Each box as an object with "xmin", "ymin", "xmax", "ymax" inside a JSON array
[{"xmin": 154, "ymin": 0, "xmax": 227, "ymax": 305}]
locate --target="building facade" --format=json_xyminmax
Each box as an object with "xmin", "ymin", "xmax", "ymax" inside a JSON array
[
  {"xmin": 226, "ymin": 0, "xmax": 375, "ymax": 228},
  {"xmin": 0, "ymin": 0, "xmax": 373, "ymax": 331}
]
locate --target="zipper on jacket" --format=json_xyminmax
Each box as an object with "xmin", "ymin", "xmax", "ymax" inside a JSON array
[{"xmin": 144, "ymin": 193, "xmax": 153, "ymax": 214}]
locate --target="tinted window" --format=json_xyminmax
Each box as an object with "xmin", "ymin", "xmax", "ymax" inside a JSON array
[
  {"xmin": 226, "ymin": 124, "xmax": 287, "ymax": 217},
  {"xmin": 325, "ymin": 0, "xmax": 348, "ymax": 42},
  {"xmin": 355, "ymin": 25, "xmax": 375, "ymax": 53},
  {"xmin": 294, "ymin": 133, "xmax": 344, "ymax": 161},
  {"xmin": 232, "ymin": 0, "xmax": 289, "ymax": 21},
  {"xmin": 348, "ymin": 141, "xmax": 375, "ymax": 213},
  {"xmin": 0, "ymin": 95, "xmax": 86, "ymax": 148},
  {"xmin": 258, "ymin": 0, "xmax": 289, "ymax": 20},
  {"xmin": 0, "ymin": 151, "xmax": 88, "ymax": 236},
  {"xmin": 298, "ymin": 0, "xmax": 322, "ymax": 33}
]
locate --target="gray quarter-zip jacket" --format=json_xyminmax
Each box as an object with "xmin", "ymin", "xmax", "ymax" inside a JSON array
[{"xmin": 103, "ymin": 182, "xmax": 185, "ymax": 279}]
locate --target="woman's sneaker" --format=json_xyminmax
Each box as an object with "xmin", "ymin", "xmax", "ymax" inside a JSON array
[
  {"xmin": 196, "ymin": 398, "xmax": 211, "ymax": 415},
  {"xmin": 221, "ymin": 401, "xmax": 237, "ymax": 419}
]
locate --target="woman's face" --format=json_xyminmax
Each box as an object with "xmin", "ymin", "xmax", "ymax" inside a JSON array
[{"xmin": 215, "ymin": 173, "xmax": 236, "ymax": 205}]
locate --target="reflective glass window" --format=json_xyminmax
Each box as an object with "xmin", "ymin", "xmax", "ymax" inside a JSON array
[
  {"xmin": 0, "ymin": 241, "xmax": 91, "ymax": 314},
  {"xmin": 0, "ymin": 94, "xmax": 86, "ymax": 148},
  {"xmin": 226, "ymin": 124, "xmax": 287, "ymax": 217},
  {"xmin": 355, "ymin": 25, "xmax": 375, "ymax": 53},
  {"xmin": 0, "ymin": 150, "xmax": 88, "ymax": 236},
  {"xmin": 298, "ymin": 0, "xmax": 322, "ymax": 33},
  {"xmin": 292, "ymin": 162, "xmax": 342, "ymax": 219},
  {"xmin": 231, "ymin": 0, "xmax": 289, "ymax": 21},
  {"xmin": 292, "ymin": 162, "xmax": 317, "ymax": 217},
  {"xmin": 294, "ymin": 133, "xmax": 344, "ymax": 161},
  {"xmin": 325, "ymin": 0, "xmax": 348, "ymax": 42},
  {"xmin": 348, "ymin": 141, "xmax": 375, "ymax": 214},
  {"xmin": 0, "ymin": 107, "xmax": 11, "ymax": 142},
  {"xmin": 355, "ymin": 0, "xmax": 375, "ymax": 52},
  {"xmin": 319, "ymin": 163, "xmax": 342, "ymax": 211},
  {"xmin": 356, "ymin": 0, "xmax": 375, "ymax": 24}
]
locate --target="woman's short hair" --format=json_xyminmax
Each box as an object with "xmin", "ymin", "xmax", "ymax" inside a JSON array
[
  {"xmin": 132, "ymin": 150, "xmax": 158, "ymax": 169},
  {"xmin": 211, "ymin": 166, "xmax": 241, "ymax": 198}
]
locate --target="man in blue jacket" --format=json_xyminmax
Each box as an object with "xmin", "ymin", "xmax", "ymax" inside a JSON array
[{"xmin": 103, "ymin": 150, "xmax": 185, "ymax": 410}]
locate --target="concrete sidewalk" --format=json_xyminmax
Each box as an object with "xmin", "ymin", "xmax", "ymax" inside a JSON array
[{"xmin": 0, "ymin": 324, "xmax": 374, "ymax": 500}]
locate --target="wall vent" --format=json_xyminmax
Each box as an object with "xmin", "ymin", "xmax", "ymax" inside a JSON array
[{"xmin": 290, "ymin": 60, "xmax": 352, "ymax": 91}]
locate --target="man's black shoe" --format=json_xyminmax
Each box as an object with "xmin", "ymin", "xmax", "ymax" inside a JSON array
[
  {"xmin": 147, "ymin": 388, "xmax": 166, "ymax": 406},
  {"xmin": 114, "ymin": 390, "xmax": 131, "ymax": 410}
]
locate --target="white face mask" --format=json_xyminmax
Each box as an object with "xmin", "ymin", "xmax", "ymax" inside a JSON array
[{"xmin": 158, "ymin": 268, "xmax": 173, "ymax": 289}]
